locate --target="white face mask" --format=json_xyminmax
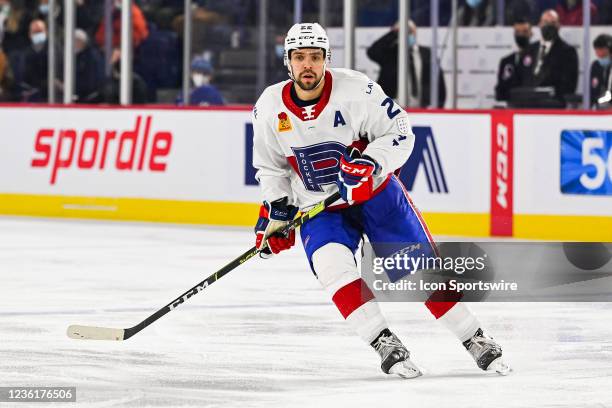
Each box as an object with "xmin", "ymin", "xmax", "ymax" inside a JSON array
[
  {"xmin": 31, "ymin": 32, "xmax": 47, "ymax": 46},
  {"xmin": 192, "ymin": 73, "xmax": 210, "ymax": 87}
]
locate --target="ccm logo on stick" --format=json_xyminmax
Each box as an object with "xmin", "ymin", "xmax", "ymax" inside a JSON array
[{"xmin": 31, "ymin": 115, "xmax": 172, "ymax": 185}]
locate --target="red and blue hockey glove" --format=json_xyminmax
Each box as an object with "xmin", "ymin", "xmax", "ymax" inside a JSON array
[
  {"xmin": 336, "ymin": 147, "xmax": 380, "ymax": 204},
  {"xmin": 254, "ymin": 197, "xmax": 299, "ymax": 258}
]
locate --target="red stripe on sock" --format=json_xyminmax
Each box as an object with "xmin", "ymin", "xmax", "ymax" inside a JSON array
[
  {"xmin": 332, "ymin": 278, "xmax": 374, "ymax": 319},
  {"xmin": 425, "ymin": 287, "xmax": 463, "ymax": 319}
]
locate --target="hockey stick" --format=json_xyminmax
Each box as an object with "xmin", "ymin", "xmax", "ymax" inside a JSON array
[{"xmin": 67, "ymin": 191, "xmax": 341, "ymax": 341}]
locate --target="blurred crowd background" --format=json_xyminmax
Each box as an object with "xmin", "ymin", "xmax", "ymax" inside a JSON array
[{"xmin": 0, "ymin": 0, "xmax": 610, "ymax": 108}]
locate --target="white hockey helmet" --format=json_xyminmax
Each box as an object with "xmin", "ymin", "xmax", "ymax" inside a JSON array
[{"xmin": 283, "ymin": 23, "xmax": 331, "ymax": 82}]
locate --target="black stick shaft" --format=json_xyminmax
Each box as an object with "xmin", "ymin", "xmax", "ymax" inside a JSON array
[{"xmin": 123, "ymin": 192, "xmax": 341, "ymax": 340}]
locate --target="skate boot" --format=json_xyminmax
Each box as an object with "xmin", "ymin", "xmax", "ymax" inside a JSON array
[
  {"xmin": 371, "ymin": 329, "xmax": 422, "ymax": 379},
  {"xmin": 463, "ymin": 328, "xmax": 511, "ymax": 375}
]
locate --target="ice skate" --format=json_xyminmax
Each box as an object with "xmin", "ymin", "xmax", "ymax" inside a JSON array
[
  {"xmin": 463, "ymin": 328, "xmax": 511, "ymax": 375},
  {"xmin": 371, "ymin": 329, "xmax": 423, "ymax": 379}
]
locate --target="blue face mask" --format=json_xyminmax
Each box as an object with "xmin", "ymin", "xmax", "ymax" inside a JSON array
[
  {"xmin": 31, "ymin": 32, "xmax": 47, "ymax": 46},
  {"xmin": 275, "ymin": 44, "xmax": 284, "ymax": 59},
  {"xmin": 466, "ymin": 0, "xmax": 482, "ymax": 8},
  {"xmin": 597, "ymin": 56, "xmax": 611, "ymax": 68},
  {"xmin": 408, "ymin": 34, "xmax": 416, "ymax": 47},
  {"xmin": 38, "ymin": 4, "xmax": 49, "ymax": 14}
]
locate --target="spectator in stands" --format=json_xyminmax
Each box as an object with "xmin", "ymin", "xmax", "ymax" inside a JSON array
[
  {"xmin": 367, "ymin": 20, "xmax": 446, "ymax": 108},
  {"xmin": 75, "ymin": 0, "xmax": 104, "ymax": 37},
  {"xmin": 555, "ymin": 0, "xmax": 598, "ymax": 26},
  {"xmin": 458, "ymin": 0, "xmax": 496, "ymax": 26},
  {"xmin": 0, "ymin": 44, "xmax": 14, "ymax": 101},
  {"xmin": 505, "ymin": 0, "xmax": 538, "ymax": 24},
  {"xmin": 22, "ymin": 18, "xmax": 60, "ymax": 102},
  {"xmin": 495, "ymin": 18, "xmax": 538, "ymax": 101},
  {"xmin": 1, "ymin": 0, "xmax": 32, "ymax": 56},
  {"xmin": 525, "ymin": 9, "xmax": 578, "ymax": 106},
  {"xmin": 100, "ymin": 48, "xmax": 149, "ymax": 104},
  {"xmin": 139, "ymin": 0, "xmax": 183, "ymax": 31},
  {"xmin": 95, "ymin": 0, "xmax": 149, "ymax": 49},
  {"xmin": 0, "ymin": 0, "xmax": 10, "ymax": 42},
  {"xmin": 74, "ymin": 28, "xmax": 103, "ymax": 103},
  {"xmin": 590, "ymin": 34, "xmax": 612, "ymax": 107},
  {"xmin": 33, "ymin": 0, "xmax": 56, "ymax": 21},
  {"xmin": 36, "ymin": 1, "xmax": 103, "ymax": 38},
  {"xmin": 600, "ymin": 1, "xmax": 612, "ymax": 24},
  {"xmin": 357, "ymin": 0, "xmax": 397, "ymax": 27},
  {"xmin": 176, "ymin": 56, "xmax": 223, "ymax": 106},
  {"xmin": 266, "ymin": 34, "xmax": 288, "ymax": 85}
]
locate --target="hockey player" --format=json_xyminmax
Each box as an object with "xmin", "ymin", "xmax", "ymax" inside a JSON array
[{"xmin": 252, "ymin": 23, "xmax": 509, "ymax": 378}]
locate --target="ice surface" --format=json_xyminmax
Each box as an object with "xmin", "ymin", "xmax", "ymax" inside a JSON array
[{"xmin": 1, "ymin": 217, "xmax": 611, "ymax": 407}]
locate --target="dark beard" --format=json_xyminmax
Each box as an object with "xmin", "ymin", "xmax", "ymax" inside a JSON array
[{"xmin": 296, "ymin": 74, "xmax": 321, "ymax": 90}]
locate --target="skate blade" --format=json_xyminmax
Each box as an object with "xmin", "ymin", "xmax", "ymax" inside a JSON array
[
  {"xmin": 389, "ymin": 360, "xmax": 423, "ymax": 379},
  {"xmin": 487, "ymin": 357, "xmax": 512, "ymax": 376}
]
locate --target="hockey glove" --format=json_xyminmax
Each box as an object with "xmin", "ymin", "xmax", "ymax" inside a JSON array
[
  {"xmin": 336, "ymin": 147, "xmax": 380, "ymax": 204},
  {"xmin": 254, "ymin": 197, "xmax": 299, "ymax": 258}
]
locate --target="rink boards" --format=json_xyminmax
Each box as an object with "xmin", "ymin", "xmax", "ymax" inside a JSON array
[{"xmin": 0, "ymin": 105, "xmax": 610, "ymax": 240}]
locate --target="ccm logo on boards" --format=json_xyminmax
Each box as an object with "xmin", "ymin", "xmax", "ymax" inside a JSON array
[
  {"xmin": 31, "ymin": 115, "xmax": 172, "ymax": 185},
  {"xmin": 495, "ymin": 122, "xmax": 510, "ymax": 209},
  {"xmin": 490, "ymin": 113, "xmax": 513, "ymax": 236}
]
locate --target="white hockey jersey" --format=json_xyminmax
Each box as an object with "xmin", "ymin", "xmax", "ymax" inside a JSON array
[{"xmin": 252, "ymin": 68, "xmax": 415, "ymax": 210}]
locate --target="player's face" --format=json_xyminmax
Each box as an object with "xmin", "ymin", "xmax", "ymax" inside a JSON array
[{"xmin": 290, "ymin": 49, "xmax": 325, "ymax": 91}]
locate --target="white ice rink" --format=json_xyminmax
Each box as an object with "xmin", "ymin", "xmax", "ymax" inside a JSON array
[{"xmin": 1, "ymin": 217, "xmax": 611, "ymax": 407}]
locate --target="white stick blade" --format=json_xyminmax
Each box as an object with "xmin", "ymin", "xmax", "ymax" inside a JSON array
[{"xmin": 67, "ymin": 325, "xmax": 125, "ymax": 341}]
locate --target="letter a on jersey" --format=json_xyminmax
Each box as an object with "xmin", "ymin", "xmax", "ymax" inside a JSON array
[
  {"xmin": 333, "ymin": 111, "xmax": 346, "ymax": 127},
  {"xmin": 278, "ymin": 112, "xmax": 293, "ymax": 132}
]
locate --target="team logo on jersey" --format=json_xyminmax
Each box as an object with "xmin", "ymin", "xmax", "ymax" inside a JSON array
[
  {"xmin": 278, "ymin": 112, "xmax": 293, "ymax": 132},
  {"xmin": 396, "ymin": 117, "xmax": 410, "ymax": 134},
  {"xmin": 290, "ymin": 142, "xmax": 345, "ymax": 192}
]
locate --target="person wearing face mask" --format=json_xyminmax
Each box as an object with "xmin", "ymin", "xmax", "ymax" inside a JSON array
[
  {"xmin": 590, "ymin": 34, "xmax": 612, "ymax": 108},
  {"xmin": 35, "ymin": 0, "xmax": 51, "ymax": 19},
  {"xmin": 267, "ymin": 34, "xmax": 290, "ymax": 86},
  {"xmin": 176, "ymin": 57, "xmax": 223, "ymax": 106},
  {"xmin": 22, "ymin": 18, "xmax": 61, "ymax": 102},
  {"xmin": 366, "ymin": 20, "xmax": 446, "ymax": 108},
  {"xmin": 495, "ymin": 17, "xmax": 538, "ymax": 102},
  {"xmin": 524, "ymin": 9, "xmax": 578, "ymax": 107}
]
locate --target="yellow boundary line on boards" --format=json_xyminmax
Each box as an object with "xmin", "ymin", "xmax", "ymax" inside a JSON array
[
  {"xmin": 2, "ymin": 194, "xmax": 610, "ymax": 240},
  {"xmin": 514, "ymin": 214, "xmax": 612, "ymax": 241},
  {"xmin": 0, "ymin": 194, "xmax": 259, "ymax": 226},
  {"xmin": 0, "ymin": 193, "xmax": 490, "ymax": 236}
]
